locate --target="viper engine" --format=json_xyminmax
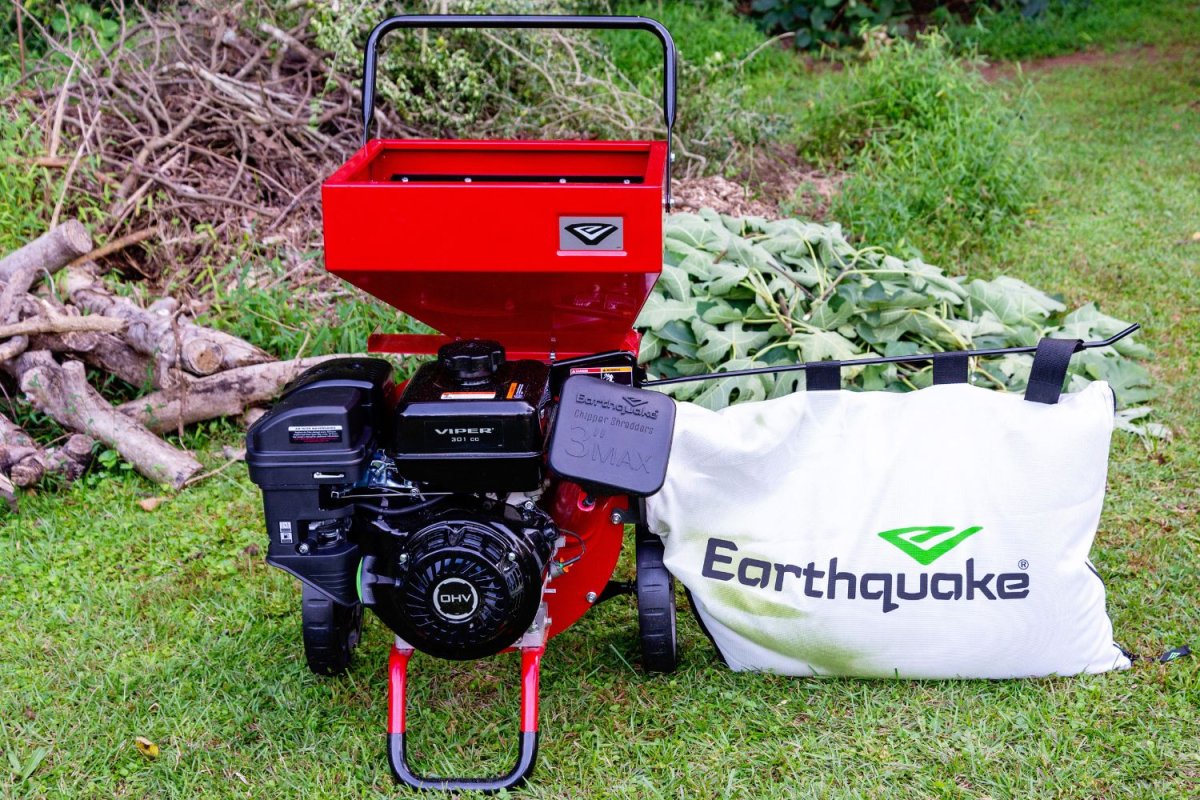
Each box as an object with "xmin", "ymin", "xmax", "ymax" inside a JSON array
[{"xmin": 245, "ymin": 341, "xmax": 575, "ymax": 666}]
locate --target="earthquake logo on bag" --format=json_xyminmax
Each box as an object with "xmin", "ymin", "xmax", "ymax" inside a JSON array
[
  {"xmin": 700, "ymin": 524, "xmax": 1030, "ymax": 614},
  {"xmin": 877, "ymin": 525, "xmax": 982, "ymax": 565}
]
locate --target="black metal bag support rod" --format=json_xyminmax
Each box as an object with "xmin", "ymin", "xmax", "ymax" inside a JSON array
[
  {"xmin": 360, "ymin": 14, "xmax": 678, "ymax": 206},
  {"xmin": 641, "ymin": 324, "xmax": 1141, "ymax": 388}
]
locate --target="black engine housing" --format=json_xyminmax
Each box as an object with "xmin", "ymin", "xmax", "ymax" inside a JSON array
[
  {"xmin": 246, "ymin": 344, "xmax": 560, "ymax": 662},
  {"xmin": 360, "ymin": 501, "xmax": 556, "ymax": 660},
  {"xmin": 245, "ymin": 343, "xmax": 668, "ymax": 664}
]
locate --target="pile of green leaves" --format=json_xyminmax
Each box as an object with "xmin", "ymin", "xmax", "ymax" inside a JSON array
[
  {"xmin": 800, "ymin": 30, "xmax": 1041, "ymax": 259},
  {"xmin": 635, "ymin": 211, "xmax": 1161, "ymax": 436}
]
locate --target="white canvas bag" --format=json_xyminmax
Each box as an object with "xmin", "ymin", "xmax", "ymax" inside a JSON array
[{"xmin": 645, "ymin": 340, "xmax": 1129, "ymax": 679}]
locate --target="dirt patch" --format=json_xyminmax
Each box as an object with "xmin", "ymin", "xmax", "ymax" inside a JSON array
[
  {"xmin": 672, "ymin": 175, "xmax": 778, "ymax": 218},
  {"xmin": 673, "ymin": 146, "xmax": 846, "ymax": 220},
  {"xmin": 979, "ymin": 44, "xmax": 1170, "ymax": 82}
]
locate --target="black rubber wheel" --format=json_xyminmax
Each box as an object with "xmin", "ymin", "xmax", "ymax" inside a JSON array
[
  {"xmin": 301, "ymin": 583, "xmax": 363, "ymax": 676},
  {"xmin": 635, "ymin": 518, "xmax": 678, "ymax": 673}
]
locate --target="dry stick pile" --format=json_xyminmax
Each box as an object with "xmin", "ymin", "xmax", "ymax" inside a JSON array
[
  {"xmin": 0, "ymin": 220, "xmax": 360, "ymax": 509},
  {"xmin": 0, "ymin": 7, "xmax": 405, "ymax": 507},
  {"xmin": 24, "ymin": 3, "xmax": 413, "ymax": 282}
]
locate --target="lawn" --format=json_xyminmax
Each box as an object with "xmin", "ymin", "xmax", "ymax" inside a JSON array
[{"xmin": 2, "ymin": 13, "xmax": 1199, "ymax": 800}]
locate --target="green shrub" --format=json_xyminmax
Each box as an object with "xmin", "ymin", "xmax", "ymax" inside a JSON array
[
  {"xmin": 605, "ymin": 1, "xmax": 794, "ymax": 168},
  {"xmin": 748, "ymin": 0, "xmax": 922, "ymax": 50},
  {"xmin": 0, "ymin": 1, "xmax": 124, "ymax": 74},
  {"xmin": 311, "ymin": 0, "xmax": 789, "ymax": 172},
  {"xmin": 607, "ymin": 0, "xmax": 793, "ymax": 82},
  {"xmin": 801, "ymin": 30, "xmax": 1040, "ymax": 259},
  {"xmin": 311, "ymin": 0, "xmax": 591, "ymax": 139}
]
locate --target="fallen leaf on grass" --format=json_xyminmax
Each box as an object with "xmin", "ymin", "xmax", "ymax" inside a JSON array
[
  {"xmin": 134, "ymin": 737, "xmax": 159, "ymax": 759},
  {"xmin": 138, "ymin": 497, "xmax": 166, "ymax": 512}
]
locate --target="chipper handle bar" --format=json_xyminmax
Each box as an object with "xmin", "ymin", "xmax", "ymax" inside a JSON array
[{"xmin": 360, "ymin": 14, "xmax": 678, "ymax": 206}]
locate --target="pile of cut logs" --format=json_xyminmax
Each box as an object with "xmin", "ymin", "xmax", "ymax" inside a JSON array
[{"xmin": 0, "ymin": 220, "xmax": 356, "ymax": 509}]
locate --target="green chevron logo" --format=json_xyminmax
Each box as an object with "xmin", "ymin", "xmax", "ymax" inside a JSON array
[{"xmin": 877, "ymin": 525, "xmax": 983, "ymax": 565}]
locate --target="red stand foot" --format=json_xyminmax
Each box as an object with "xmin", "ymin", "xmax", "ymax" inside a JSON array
[{"xmin": 386, "ymin": 644, "xmax": 544, "ymax": 793}]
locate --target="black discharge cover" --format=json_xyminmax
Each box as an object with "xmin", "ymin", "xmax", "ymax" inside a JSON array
[{"xmin": 547, "ymin": 375, "xmax": 675, "ymax": 497}]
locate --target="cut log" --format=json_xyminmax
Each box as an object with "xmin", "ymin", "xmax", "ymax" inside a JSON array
[
  {"xmin": 0, "ymin": 413, "xmax": 95, "ymax": 487},
  {"xmin": 8, "ymin": 351, "xmax": 201, "ymax": 488},
  {"xmin": 64, "ymin": 267, "xmax": 272, "ymax": 376},
  {"xmin": 0, "ymin": 335, "xmax": 28, "ymax": 363},
  {"xmin": 0, "ymin": 220, "xmax": 92, "ymax": 282},
  {"xmin": 0, "ymin": 313, "xmax": 126, "ymax": 339},
  {"xmin": 240, "ymin": 407, "xmax": 268, "ymax": 429},
  {"xmin": 29, "ymin": 330, "xmax": 162, "ymax": 389},
  {"xmin": 0, "ymin": 306, "xmax": 125, "ymax": 366},
  {"xmin": 0, "ymin": 413, "xmax": 45, "ymax": 487},
  {"xmin": 44, "ymin": 434, "xmax": 95, "ymax": 482},
  {"xmin": 120, "ymin": 354, "xmax": 357, "ymax": 434},
  {"xmin": 0, "ymin": 224, "xmax": 103, "ymax": 362}
]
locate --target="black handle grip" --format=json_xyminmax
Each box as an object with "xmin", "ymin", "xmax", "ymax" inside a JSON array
[{"xmin": 359, "ymin": 14, "xmax": 678, "ymax": 205}]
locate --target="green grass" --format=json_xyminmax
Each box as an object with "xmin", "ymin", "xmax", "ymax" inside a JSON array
[
  {"xmin": 797, "ymin": 30, "xmax": 1042, "ymax": 260},
  {"xmin": 946, "ymin": 0, "xmax": 1200, "ymax": 61},
  {"xmin": 0, "ymin": 102, "xmax": 58, "ymax": 255},
  {"xmin": 3, "ymin": 13, "xmax": 1200, "ymax": 800}
]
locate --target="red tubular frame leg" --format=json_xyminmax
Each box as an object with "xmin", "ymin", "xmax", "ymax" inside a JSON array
[{"xmin": 387, "ymin": 644, "xmax": 544, "ymax": 793}]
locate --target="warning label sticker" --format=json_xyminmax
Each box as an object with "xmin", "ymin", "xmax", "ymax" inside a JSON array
[
  {"xmin": 569, "ymin": 366, "xmax": 634, "ymax": 385},
  {"xmin": 288, "ymin": 424, "xmax": 342, "ymax": 444}
]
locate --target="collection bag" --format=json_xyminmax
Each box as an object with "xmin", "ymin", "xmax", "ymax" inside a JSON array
[{"xmin": 645, "ymin": 338, "xmax": 1130, "ymax": 679}]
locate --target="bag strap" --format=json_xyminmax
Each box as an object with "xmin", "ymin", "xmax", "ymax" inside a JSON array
[
  {"xmin": 932, "ymin": 353, "xmax": 970, "ymax": 385},
  {"xmin": 806, "ymin": 361, "xmax": 841, "ymax": 391},
  {"xmin": 1024, "ymin": 337, "xmax": 1083, "ymax": 404}
]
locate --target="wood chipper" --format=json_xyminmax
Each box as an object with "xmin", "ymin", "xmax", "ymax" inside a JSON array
[{"xmin": 245, "ymin": 14, "xmax": 680, "ymax": 792}]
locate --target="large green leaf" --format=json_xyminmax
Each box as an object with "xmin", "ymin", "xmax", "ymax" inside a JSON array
[
  {"xmin": 657, "ymin": 263, "xmax": 691, "ymax": 302},
  {"xmin": 967, "ymin": 276, "xmax": 1065, "ymax": 326},
  {"xmin": 696, "ymin": 322, "xmax": 773, "ymax": 363},
  {"xmin": 636, "ymin": 293, "xmax": 696, "ymax": 329},
  {"xmin": 788, "ymin": 330, "xmax": 861, "ymax": 362}
]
